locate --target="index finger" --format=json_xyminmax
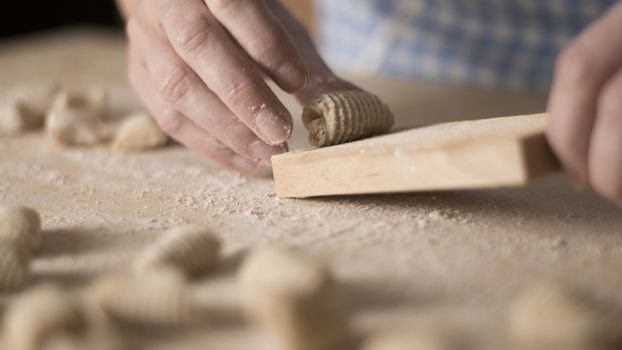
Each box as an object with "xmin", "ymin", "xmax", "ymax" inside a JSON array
[
  {"xmin": 205, "ymin": 0, "xmax": 308, "ymax": 92},
  {"xmin": 152, "ymin": 0, "xmax": 293, "ymax": 145}
]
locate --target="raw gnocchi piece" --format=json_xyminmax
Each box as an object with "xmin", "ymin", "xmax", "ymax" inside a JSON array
[
  {"xmin": 133, "ymin": 224, "xmax": 222, "ymax": 275},
  {"xmin": 0, "ymin": 82, "xmax": 59, "ymax": 134},
  {"xmin": 0, "ymin": 205, "xmax": 43, "ymax": 250},
  {"xmin": 190, "ymin": 276, "xmax": 244, "ymax": 323},
  {"xmin": 88, "ymin": 267, "xmax": 196, "ymax": 326},
  {"xmin": 0, "ymin": 241, "xmax": 30, "ymax": 291},
  {"xmin": 508, "ymin": 283, "xmax": 622, "ymax": 348},
  {"xmin": 111, "ymin": 112, "xmax": 168, "ymax": 152},
  {"xmin": 3, "ymin": 284, "xmax": 86, "ymax": 350},
  {"xmin": 46, "ymin": 88, "xmax": 108, "ymax": 146},
  {"xmin": 239, "ymin": 247, "xmax": 352, "ymax": 350},
  {"xmin": 302, "ymin": 90, "xmax": 394, "ymax": 147}
]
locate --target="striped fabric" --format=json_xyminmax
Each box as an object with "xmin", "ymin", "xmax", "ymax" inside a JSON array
[{"xmin": 315, "ymin": 0, "xmax": 618, "ymax": 90}]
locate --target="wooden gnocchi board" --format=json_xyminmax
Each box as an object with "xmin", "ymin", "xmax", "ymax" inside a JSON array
[{"xmin": 272, "ymin": 113, "xmax": 560, "ymax": 197}]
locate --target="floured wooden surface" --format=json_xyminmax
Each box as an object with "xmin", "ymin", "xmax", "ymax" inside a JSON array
[
  {"xmin": 1, "ymin": 28, "xmax": 622, "ymax": 348},
  {"xmin": 343, "ymin": 113, "xmax": 547, "ymax": 148}
]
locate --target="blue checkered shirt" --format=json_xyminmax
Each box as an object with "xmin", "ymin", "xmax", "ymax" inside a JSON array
[{"xmin": 315, "ymin": 0, "xmax": 618, "ymax": 90}]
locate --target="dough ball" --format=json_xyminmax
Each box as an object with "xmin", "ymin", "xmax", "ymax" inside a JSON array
[
  {"xmin": 46, "ymin": 88, "xmax": 108, "ymax": 146},
  {"xmin": 0, "ymin": 81, "xmax": 59, "ymax": 134},
  {"xmin": 133, "ymin": 224, "xmax": 221, "ymax": 275},
  {"xmin": 87, "ymin": 267, "xmax": 196, "ymax": 326},
  {"xmin": 3, "ymin": 284, "xmax": 86, "ymax": 350},
  {"xmin": 112, "ymin": 112, "xmax": 168, "ymax": 152},
  {"xmin": 508, "ymin": 283, "xmax": 622, "ymax": 349},
  {"xmin": 239, "ymin": 247, "xmax": 332, "ymax": 300},
  {"xmin": 0, "ymin": 205, "xmax": 42, "ymax": 250},
  {"xmin": 239, "ymin": 247, "xmax": 351, "ymax": 350},
  {"xmin": 0, "ymin": 241, "xmax": 30, "ymax": 291}
]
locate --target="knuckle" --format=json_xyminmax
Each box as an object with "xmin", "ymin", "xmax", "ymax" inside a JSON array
[
  {"xmin": 253, "ymin": 31, "xmax": 282, "ymax": 61},
  {"xmin": 159, "ymin": 65, "xmax": 193, "ymax": 105},
  {"xmin": 556, "ymin": 45, "xmax": 597, "ymax": 84},
  {"xmin": 222, "ymin": 78, "xmax": 260, "ymax": 106},
  {"xmin": 156, "ymin": 108, "xmax": 184, "ymax": 135},
  {"xmin": 174, "ymin": 16, "xmax": 213, "ymax": 54}
]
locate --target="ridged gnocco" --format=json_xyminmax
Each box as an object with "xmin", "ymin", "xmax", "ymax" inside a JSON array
[
  {"xmin": 509, "ymin": 283, "xmax": 622, "ymax": 348},
  {"xmin": 0, "ymin": 205, "xmax": 43, "ymax": 250},
  {"xmin": 3, "ymin": 284, "xmax": 86, "ymax": 350},
  {"xmin": 239, "ymin": 247, "xmax": 352, "ymax": 350},
  {"xmin": 133, "ymin": 224, "xmax": 222, "ymax": 275},
  {"xmin": 302, "ymin": 90, "xmax": 394, "ymax": 147},
  {"xmin": 0, "ymin": 242, "xmax": 30, "ymax": 291},
  {"xmin": 88, "ymin": 267, "xmax": 195, "ymax": 326}
]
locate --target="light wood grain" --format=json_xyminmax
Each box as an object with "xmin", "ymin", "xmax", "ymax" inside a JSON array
[{"xmin": 272, "ymin": 113, "xmax": 560, "ymax": 197}]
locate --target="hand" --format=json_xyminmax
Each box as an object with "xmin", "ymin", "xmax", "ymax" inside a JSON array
[
  {"xmin": 547, "ymin": 3, "xmax": 622, "ymax": 205},
  {"xmin": 124, "ymin": 0, "xmax": 353, "ymax": 174}
]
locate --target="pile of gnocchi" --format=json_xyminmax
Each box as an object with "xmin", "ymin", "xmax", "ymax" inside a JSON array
[
  {"xmin": 0, "ymin": 205, "xmax": 354, "ymax": 350},
  {"xmin": 0, "ymin": 82, "xmax": 167, "ymax": 153},
  {"xmin": 1, "ymin": 207, "xmax": 621, "ymax": 350}
]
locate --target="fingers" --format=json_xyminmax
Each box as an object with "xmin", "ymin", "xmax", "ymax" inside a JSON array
[
  {"xmin": 546, "ymin": 3, "xmax": 622, "ymax": 183},
  {"xmin": 127, "ymin": 15, "xmax": 286, "ymax": 166},
  {"xmin": 588, "ymin": 66, "xmax": 622, "ymax": 204},
  {"xmin": 153, "ymin": 0, "xmax": 293, "ymax": 145},
  {"xmin": 128, "ymin": 48, "xmax": 260, "ymax": 174},
  {"xmin": 205, "ymin": 0, "xmax": 308, "ymax": 92}
]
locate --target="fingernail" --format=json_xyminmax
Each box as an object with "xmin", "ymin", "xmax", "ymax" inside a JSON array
[
  {"xmin": 255, "ymin": 108, "xmax": 292, "ymax": 145},
  {"xmin": 276, "ymin": 62, "xmax": 307, "ymax": 92},
  {"xmin": 249, "ymin": 140, "xmax": 287, "ymax": 166},
  {"xmin": 231, "ymin": 155, "xmax": 260, "ymax": 174}
]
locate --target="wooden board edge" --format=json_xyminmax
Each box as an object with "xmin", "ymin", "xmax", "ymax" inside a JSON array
[
  {"xmin": 273, "ymin": 137, "xmax": 542, "ymax": 198},
  {"xmin": 272, "ymin": 114, "xmax": 559, "ymax": 198},
  {"xmin": 519, "ymin": 133, "xmax": 561, "ymax": 180}
]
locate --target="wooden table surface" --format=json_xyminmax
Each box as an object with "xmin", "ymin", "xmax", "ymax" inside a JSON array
[{"xmin": 1, "ymin": 28, "xmax": 621, "ymax": 349}]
